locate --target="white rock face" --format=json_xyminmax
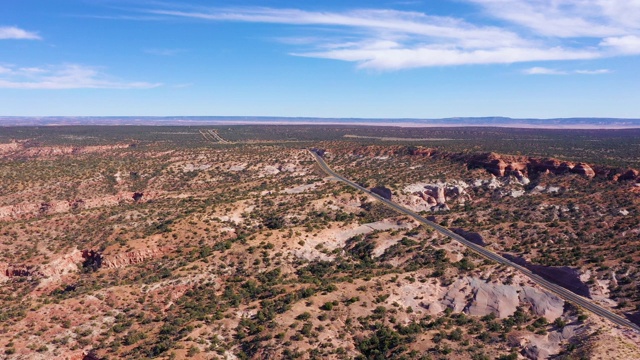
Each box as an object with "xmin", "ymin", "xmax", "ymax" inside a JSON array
[
  {"xmin": 512, "ymin": 170, "xmax": 531, "ymax": 185},
  {"xmin": 401, "ymin": 180, "xmax": 471, "ymax": 212},
  {"xmin": 422, "ymin": 277, "xmax": 565, "ymax": 321},
  {"xmin": 262, "ymin": 165, "xmax": 280, "ymax": 175},
  {"xmin": 292, "ymin": 219, "xmax": 414, "ymax": 261},
  {"xmin": 523, "ymin": 325, "xmax": 582, "ymax": 360},
  {"xmin": 228, "ymin": 164, "xmax": 246, "ymax": 171},
  {"xmin": 467, "ymin": 278, "xmax": 519, "ymax": 318},
  {"xmin": 282, "ymin": 182, "xmax": 323, "ymax": 194},
  {"xmin": 441, "ymin": 279, "xmax": 471, "ymax": 313},
  {"xmin": 481, "ymin": 177, "xmax": 503, "ymax": 190},
  {"xmin": 519, "ymin": 286, "xmax": 564, "ymax": 321},
  {"xmin": 183, "ymin": 163, "xmax": 211, "ymax": 172},
  {"xmin": 531, "ymin": 185, "xmax": 562, "ymax": 194}
]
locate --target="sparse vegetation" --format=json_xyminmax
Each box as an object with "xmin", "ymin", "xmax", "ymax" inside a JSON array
[{"xmin": 1, "ymin": 125, "xmax": 639, "ymax": 359}]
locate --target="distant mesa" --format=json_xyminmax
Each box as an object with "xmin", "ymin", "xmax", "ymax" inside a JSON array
[{"xmin": 2, "ymin": 116, "xmax": 640, "ymax": 129}]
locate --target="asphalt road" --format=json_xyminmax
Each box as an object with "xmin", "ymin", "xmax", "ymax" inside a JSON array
[{"xmin": 309, "ymin": 150, "xmax": 640, "ymax": 333}]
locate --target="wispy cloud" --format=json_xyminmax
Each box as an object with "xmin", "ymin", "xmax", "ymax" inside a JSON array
[
  {"xmin": 0, "ymin": 26, "xmax": 41, "ymax": 40},
  {"xmin": 465, "ymin": 0, "xmax": 634, "ymax": 37},
  {"xmin": 129, "ymin": 3, "xmax": 640, "ymax": 70},
  {"xmin": 301, "ymin": 45, "xmax": 599, "ymax": 70},
  {"xmin": 0, "ymin": 64, "xmax": 161, "ymax": 89},
  {"xmin": 524, "ymin": 67, "xmax": 611, "ymax": 75},
  {"xmin": 574, "ymin": 69, "xmax": 611, "ymax": 75},
  {"xmin": 523, "ymin": 67, "xmax": 567, "ymax": 75}
]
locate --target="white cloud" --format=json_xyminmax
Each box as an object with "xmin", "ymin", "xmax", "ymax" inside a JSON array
[
  {"xmin": 149, "ymin": 8, "xmax": 526, "ymax": 48},
  {"xmin": 0, "ymin": 64, "xmax": 161, "ymax": 89},
  {"xmin": 466, "ymin": 0, "xmax": 640, "ymax": 38},
  {"xmin": 600, "ymin": 35, "xmax": 640, "ymax": 54},
  {"xmin": 523, "ymin": 67, "xmax": 567, "ymax": 75},
  {"xmin": 0, "ymin": 26, "xmax": 41, "ymax": 40},
  {"xmin": 299, "ymin": 46, "xmax": 598, "ymax": 70},
  {"xmin": 138, "ymin": 3, "xmax": 640, "ymax": 70},
  {"xmin": 524, "ymin": 67, "xmax": 612, "ymax": 75},
  {"xmin": 574, "ymin": 69, "xmax": 611, "ymax": 74}
]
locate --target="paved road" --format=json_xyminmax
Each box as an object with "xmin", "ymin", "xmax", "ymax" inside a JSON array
[{"xmin": 309, "ymin": 150, "xmax": 640, "ymax": 333}]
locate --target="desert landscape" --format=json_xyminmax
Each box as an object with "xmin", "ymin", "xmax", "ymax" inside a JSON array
[
  {"xmin": 0, "ymin": 125, "xmax": 639, "ymax": 359},
  {"xmin": 4, "ymin": 0, "xmax": 640, "ymax": 358}
]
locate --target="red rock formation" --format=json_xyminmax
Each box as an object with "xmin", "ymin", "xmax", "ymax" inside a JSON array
[
  {"xmin": 470, "ymin": 153, "xmax": 530, "ymax": 177},
  {"xmin": 1, "ymin": 249, "xmax": 99, "ymax": 284},
  {"xmin": 487, "ymin": 158, "xmax": 508, "ymax": 177},
  {"xmin": 0, "ymin": 141, "xmax": 21, "ymax": 154},
  {"xmin": 571, "ymin": 163, "xmax": 596, "ymax": 178},
  {"xmin": 530, "ymin": 159, "xmax": 574, "ymax": 174},
  {"xmin": 407, "ymin": 146, "xmax": 435, "ymax": 156},
  {"xmin": 0, "ymin": 192, "xmax": 157, "ymax": 222},
  {"xmin": 618, "ymin": 169, "xmax": 639, "ymax": 181},
  {"xmin": 38, "ymin": 249, "xmax": 85, "ymax": 278},
  {"xmin": 102, "ymin": 247, "xmax": 170, "ymax": 269},
  {"xmin": 346, "ymin": 145, "xmax": 638, "ymax": 184},
  {"xmin": 469, "ymin": 152, "xmax": 608, "ymax": 180},
  {"xmin": 506, "ymin": 162, "xmax": 527, "ymax": 173},
  {"xmin": 4, "ymin": 266, "xmax": 32, "ymax": 278}
]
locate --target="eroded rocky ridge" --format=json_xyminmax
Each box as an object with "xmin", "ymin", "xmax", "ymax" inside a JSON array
[
  {"xmin": 101, "ymin": 247, "xmax": 171, "ymax": 269},
  {"xmin": 0, "ymin": 192, "xmax": 156, "ymax": 222},
  {"xmin": 350, "ymin": 145, "xmax": 640, "ymax": 183},
  {"xmin": 0, "ymin": 140, "xmax": 133, "ymax": 158},
  {"xmin": 0, "ymin": 246, "xmax": 169, "ymax": 284},
  {"xmin": 400, "ymin": 181, "xmax": 471, "ymax": 212}
]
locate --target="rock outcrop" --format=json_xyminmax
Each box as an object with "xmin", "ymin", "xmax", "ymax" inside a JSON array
[
  {"xmin": 429, "ymin": 277, "xmax": 565, "ymax": 321},
  {"xmin": 521, "ymin": 325, "xmax": 582, "ymax": 360},
  {"xmin": 407, "ymin": 146, "xmax": 436, "ymax": 157},
  {"xmin": 0, "ymin": 141, "xmax": 21, "ymax": 154},
  {"xmin": 0, "ymin": 192, "xmax": 157, "ymax": 222},
  {"xmin": 615, "ymin": 169, "xmax": 639, "ymax": 182},
  {"xmin": 102, "ymin": 247, "xmax": 170, "ymax": 269},
  {"xmin": 401, "ymin": 181, "xmax": 470, "ymax": 212},
  {"xmin": 468, "ymin": 153, "xmax": 622, "ymax": 182},
  {"xmin": 1, "ymin": 249, "xmax": 94, "ymax": 283},
  {"xmin": 519, "ymin": 286, "xmax": 564, "ymax": 321},
  {"xmin": 572, "ymin": 163, "xmax": 596, "ymax": 178},
  {"xmin": 346, "ymin": 145, "xmax": 640, "ymax": 183},
  {"xmin": 466, "ymin": 278, "xmax": 520, "ymax": 318}
]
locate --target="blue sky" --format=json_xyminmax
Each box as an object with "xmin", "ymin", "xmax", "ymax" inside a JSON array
[{"xmin": 1, "ymin": 0, "xmax": 639, "ymax": 118}]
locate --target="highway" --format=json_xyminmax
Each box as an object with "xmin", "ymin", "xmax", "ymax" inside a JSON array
[{"xmin": 308, "ymin": 150, "xmax": 640, "ymax": 333}]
